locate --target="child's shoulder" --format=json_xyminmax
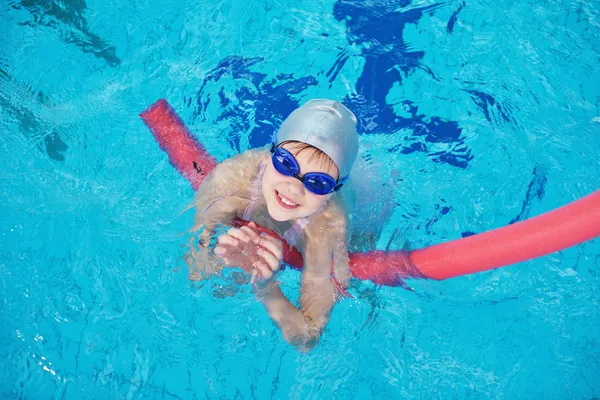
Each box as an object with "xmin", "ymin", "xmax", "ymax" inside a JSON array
[
  {"xmin": 197, "ymin": 147, "xmax": 267, "ymax": 200},
  {"xmin": 303, "ymin": 195, "xmax": 349, "ymax": 242}
]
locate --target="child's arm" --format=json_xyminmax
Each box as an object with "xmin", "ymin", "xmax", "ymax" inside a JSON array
[
  {"xmin": 191, "ymin": 149, "xmax": 267, "ymax": 234},
  {"xmin": 256, "ymin": 207, "xmax": 350, "ymax": 351},
  {"xmin": 301, "ymin": 231, "xmax": 350, "ymax": 329},
  {"xmin": 187, "ymin": 151, "xmax": 263, "ymax": 277}
]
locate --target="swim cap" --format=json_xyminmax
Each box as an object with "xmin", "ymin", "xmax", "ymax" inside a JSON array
[{"xmin": 275, "ymin": 99, "xmax": 359, "ymax": 180}]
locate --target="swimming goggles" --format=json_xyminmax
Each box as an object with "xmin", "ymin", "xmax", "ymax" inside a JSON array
[{"xmin": 270, "ymin": 144, "xmax": 345, "ymax": 195}]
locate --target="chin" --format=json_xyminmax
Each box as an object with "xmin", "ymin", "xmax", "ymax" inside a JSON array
[{"xmin": 266, "ymin": 203, "xmax": 295, "ymax": 222}]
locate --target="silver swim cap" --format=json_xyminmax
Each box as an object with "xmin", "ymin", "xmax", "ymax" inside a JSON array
[{"xmin": 275, "ymin": 99, "xmax": 359, "ymax": 180}]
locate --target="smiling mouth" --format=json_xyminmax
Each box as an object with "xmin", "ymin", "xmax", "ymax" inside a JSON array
[{"xmin": 275, "ymin": 190, "xmax": 299, "ymax": 209}]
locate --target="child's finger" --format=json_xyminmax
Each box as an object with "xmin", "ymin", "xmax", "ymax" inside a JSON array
[
  {"xmin": 246, "ymin": 221, "xmax": 260, "ymax": 234},
  {"xmin": 256, "ymin": 248, "xmax": 280, "ymax": 272},
  {"xmin": 226, "ymin": 228, "xmax": 252, "ymax": 243},
  {"xmin": 214, "ymin": 244, "xmax": 238, "ymax": 257},
  {"xmin": 254, "ymin": 260, "xmax": 273, "ymax": 280},
  {"xmin": 217, "ymin": 234, "xmax": 238, "ymax": 247},
  {"xmin": 214, "ymin": 245, "xmax": 226, "ymax": 256},
  {"xmin": 214, "ymin": 245, "xmax": 234, "ymax": 265},
  {"xmin": 239, "ymin": 226, "xmax": 260, "ymax": 243},
  {"xmin": 257, "ymin": 236, "xmax": 284, "ymax": 260}
]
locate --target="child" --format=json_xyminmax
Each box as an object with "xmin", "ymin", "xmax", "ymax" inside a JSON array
[{"xmin": 187, "ymin": 99, "xmax": 359, "ymax": 351}]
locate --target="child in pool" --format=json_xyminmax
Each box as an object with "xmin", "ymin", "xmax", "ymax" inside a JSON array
[{"xmin": 187, "ymin": 99, "xmax": 358, "ymax": 351}]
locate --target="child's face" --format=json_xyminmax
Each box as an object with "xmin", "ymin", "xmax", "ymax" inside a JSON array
[{"xmin": 262, "ymin": 142, "xmax": 339, "ymax": 222}]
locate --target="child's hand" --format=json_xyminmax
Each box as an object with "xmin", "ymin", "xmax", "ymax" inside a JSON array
[
  {"xmin": 251, "ymin": 232, "xmax": 284, "ymax": 284},
  {"xmin": 213, "ymin": 222, "xmax": 283, "ymax": 282},
  {"xmin": 214, "ymin": 224, "xmax": 261, "ymax": 273}
]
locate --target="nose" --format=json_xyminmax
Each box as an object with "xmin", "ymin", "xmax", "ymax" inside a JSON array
[{"xmin": 285, "ymin": 177, "xmax": 304, "ymax": 197}]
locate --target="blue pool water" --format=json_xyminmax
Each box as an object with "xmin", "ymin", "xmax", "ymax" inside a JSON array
[{"xmin": 1, "ymin": 0, "xmax": 600, "ymax": 398}]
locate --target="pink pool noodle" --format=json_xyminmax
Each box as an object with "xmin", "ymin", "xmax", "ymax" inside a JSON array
[
  {"xmin": 140, "ymin": 99, "xmax": 217, "ymax": 191},
  {"xmin": 141, "ymin": 99, "xmax": 600, "ymax": 285},
  {"xmin": 410, "ymin": 190, "xmax": 600, "ymax": 279}
]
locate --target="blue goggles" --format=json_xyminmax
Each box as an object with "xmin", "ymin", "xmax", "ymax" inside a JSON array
[{"xmin": 270, "ymin": 144, "xmax": 345, "ymax": 195}]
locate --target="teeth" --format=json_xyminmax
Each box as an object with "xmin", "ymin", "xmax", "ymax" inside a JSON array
[{"xmin": 278, "ymin": 192, "xmax": 298, "ymax": 206}]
